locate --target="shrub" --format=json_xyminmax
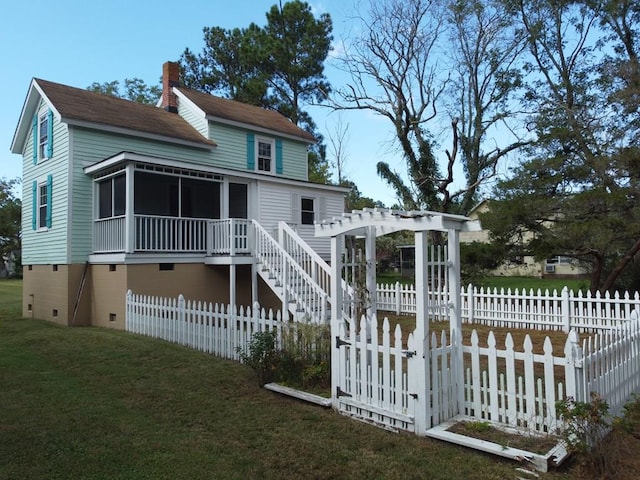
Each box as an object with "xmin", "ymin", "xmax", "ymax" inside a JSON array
[{"xmin": 237, "ymin": 330, "xmax": 279, "ymax": 385}]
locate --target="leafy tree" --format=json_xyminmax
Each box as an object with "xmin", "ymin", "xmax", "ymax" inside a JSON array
[
  {"xmin": 482, "ymin": 0, "xmax": 640, "ymax": 293},
  {"xmin": 261, "ymin": 1, "xmax": 332, "ymax": 128},
  {"xmin": 341, "ymin": 180, "xmax": 385, "ymax": 212},
  {"xmin": 87, "ymin": 79, "xmax": 161, "ymax": 104},
  {"xmin": 180, "ymin": 1, "xmax": 333, "ymax": 184},
  {"xmin": 0, "ymin": 178, "xmax": 21, "ymax": 260},
  {"xmin": 181, "ymin": 25, "xmax": 268, "ymax": 105}
]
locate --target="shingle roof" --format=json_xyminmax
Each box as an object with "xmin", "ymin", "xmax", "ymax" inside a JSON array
[
  {"xmin": 35, "ymin": 79, "xmax": 215, "ymax": 148},
  {"xmin": 177, "ymin": 87, "xmax": 316, "ymax": 143}
]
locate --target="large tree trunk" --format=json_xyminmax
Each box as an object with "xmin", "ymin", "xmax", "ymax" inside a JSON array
[{"xmin": 600, "ymin": 237, "xmax": 640, "ymax": 293}]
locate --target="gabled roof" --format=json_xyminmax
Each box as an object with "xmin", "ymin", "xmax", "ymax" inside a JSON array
[
  {"xmin": 11, "ymin": 78, "xmax": 216, "ymax": 153},
  {"xmin": 176, "ymin": 87, "xmax": 316, "ymax": 143}
]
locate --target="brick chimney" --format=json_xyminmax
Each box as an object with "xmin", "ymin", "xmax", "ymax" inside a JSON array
[{"xmin": 162, "ymin": 61, "xmax": 180, "ymax": 113}]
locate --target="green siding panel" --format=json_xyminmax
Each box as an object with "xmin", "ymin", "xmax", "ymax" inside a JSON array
[{"xmin": 21, "ymin": 100, "xmax": 69, "ymax": 265}]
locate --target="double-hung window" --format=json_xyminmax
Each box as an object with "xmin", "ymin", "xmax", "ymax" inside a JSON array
[
  {"xmin": 39, "ymin": 113, "xmax": 49, "ymax": 160},
  {"xmin": 38, "ymin": 183, "xmax": 48, "ymax": 229},
  {"xmin": 256, "ymin": 138, "xmax": 274, "ymax": 173},
  {"xmin": 301, "ymin": 197, "xmax": 315, "ymax": 225},
  {"xmin": 33, "ymin": 175, "xmax": 53, "ymax": 230}
]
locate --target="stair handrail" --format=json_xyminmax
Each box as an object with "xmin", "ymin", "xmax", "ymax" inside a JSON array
[
  {"xmin": 278, "ymin": 221, "xmax": 355, "ymax": 323},
  {"xmin": 252, "ymin": 220, "xmax": 328, "ymax": 323}
]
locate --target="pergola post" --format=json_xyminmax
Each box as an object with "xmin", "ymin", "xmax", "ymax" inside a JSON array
[
  {"xmin": 330, "ymin": 234, "xmax": 344, "ymax": 409},
  {"xmin": 447, "ymin": 228, "xmax": 464, "ymax": 415},
  {"xmin": 365, "ymin": 225, "xmax": 377, "ymax": 331},
  {"xmin": 412, "ymin": 230, "xmax": 431, "ymax": 434}
]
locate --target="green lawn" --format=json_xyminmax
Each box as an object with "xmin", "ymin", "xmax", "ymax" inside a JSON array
[{"xmin": 0, "ymin": 279, "xmax": 578, "ymax": 480}]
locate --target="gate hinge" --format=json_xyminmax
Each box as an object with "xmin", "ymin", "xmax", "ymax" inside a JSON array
[
  {"xmin": 409, "ymin": 393, "xmax": 418, "ymax": 399},
  {"xmin": 336, "ymin": 387, "xmax": 352, "ymax": 398},
  {"xmin": 403, "ymin": 350, "xmax": 417, "ymax": 358},
  {"xmin": 335, "ymin": 336, "xmax": 351, "ymax": 348}
]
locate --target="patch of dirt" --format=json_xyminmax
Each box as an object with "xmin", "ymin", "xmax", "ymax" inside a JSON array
[{"xmin": 447, "ymin": 420, "xmax": 559, "ymax": 455}]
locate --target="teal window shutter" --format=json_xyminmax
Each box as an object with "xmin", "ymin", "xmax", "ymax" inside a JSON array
[
  {"xmin": 32, "ymin": 181, "xmax": 37, "ymax": 230},
  {"xmin": 32, "ymin": 115, "xmax": 38, "ymax": 165},
  {"xmin": 46, "ymin": 174, "xmax": 53, "ymax": 228},
  {"xmin": 275, "ymin": 139, "xmax": 283, "ymax": 174},
  {"xmin": 246, "ymin": 133, "xmax": 255, "ymax": 170},
  {"xmin": 46, "ymin": 109, "xmax": 54, "ymax": 158}
]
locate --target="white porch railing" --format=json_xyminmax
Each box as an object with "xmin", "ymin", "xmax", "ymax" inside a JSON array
[
  {"xmin": 135, "ymin": 215, "xmax": 209, "ymax": 252},
  {"xmin": 207, "ymin": 219, "xmax": 252, "ymax": 255},
  {"xmin": 92, "ymin": 216, "xmax": 252, "ymax": 255},
  {"xmin": 93, "ymin": 216, "xmax": 126, "ymax": 253}
]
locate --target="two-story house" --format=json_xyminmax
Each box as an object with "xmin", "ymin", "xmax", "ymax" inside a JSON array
[{"xmin": 11, "ymin": 62, "xmax": 346, "ymax": 328}]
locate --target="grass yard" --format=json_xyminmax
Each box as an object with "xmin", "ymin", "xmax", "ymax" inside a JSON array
[
  {"xmin": 2, "ymin": 279, "xmax": 638, "ymax": 479},
  {"xmin": 1, "ymin": 279, "xmax": 574, "ymax": 480}
]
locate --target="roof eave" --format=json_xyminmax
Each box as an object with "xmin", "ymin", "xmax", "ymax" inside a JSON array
[
  {"xmin": 205, "ymin": 114, "xmax": 316, "ymax": 144},
  {"xmin": 10, "ymin": 79, "xmax": 60, "ymax": 153},
  {"xmin": 64, "ymin": 118, "xmax": 217, "ymax": 150}
]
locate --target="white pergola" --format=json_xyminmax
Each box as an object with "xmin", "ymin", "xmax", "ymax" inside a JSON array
[{"xmin": 315, "ymin": 208, "xmax": 481, "ymax": 430}]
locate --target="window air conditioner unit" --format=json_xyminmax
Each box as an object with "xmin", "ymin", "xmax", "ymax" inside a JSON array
[{"xmin": 545, "ymin": 264, "xmax": 556, "ymax": 273}]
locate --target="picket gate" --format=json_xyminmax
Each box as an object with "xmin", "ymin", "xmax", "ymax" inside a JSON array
[{"xmin": 335, "ymin": 314, "xmax": 416, "ymax": 431}]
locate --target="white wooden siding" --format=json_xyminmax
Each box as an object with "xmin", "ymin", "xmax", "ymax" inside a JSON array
[
  {"xmin": 257, "ymin": 182, "xmax": 344, "ymax": 260},
  {"xmin": 178, "ymin": 102, "xmax": 208, "ymax": 137}
]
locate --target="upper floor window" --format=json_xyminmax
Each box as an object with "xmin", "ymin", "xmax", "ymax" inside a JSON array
[
  {"xmin": 39, "ymin": 112, "xmax": 49, "ymax": 160},
  {"xmin": 256, "ymin": 138, "xmax": 274, "ymax": 173}
]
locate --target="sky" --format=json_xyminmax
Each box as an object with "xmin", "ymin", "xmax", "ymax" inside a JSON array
[{"xmin": 0, "ymin": 0, "xmax": 428, "ymax": 206}]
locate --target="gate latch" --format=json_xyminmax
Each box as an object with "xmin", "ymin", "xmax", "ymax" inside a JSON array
[
  {"xmin": 335, "ymin": 336, "xmax": 351, "ymax": 348},
  {"xmin": 403, "ymin": 350, "xmax": 417, "ymax": 358}
]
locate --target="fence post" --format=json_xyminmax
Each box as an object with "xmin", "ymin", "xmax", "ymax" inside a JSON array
[
  {"xmin": 178, "ymin": 294, "xmax": 186, "ymax": 345},
  {"xmin": 395, "ymin": 281, "xmax": 401, "ymax": 315},
  {"xmin": 561, "ymin": 286, "xmax": 570, "ymax": 333},
  {"xmin": 563, "ymin": 329, "xmax": 585, "ymax": 403},
  {"xmin": 125, "ymin": 290, "xmax": 132, "ymax": 331}
]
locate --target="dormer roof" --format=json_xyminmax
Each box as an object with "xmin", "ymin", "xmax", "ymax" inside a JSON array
[{"xmin": 175, "ymin": 87, "xmax": 316, "ymax": 143}]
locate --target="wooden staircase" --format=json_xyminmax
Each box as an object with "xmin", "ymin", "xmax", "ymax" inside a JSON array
[{"xmin": 252, "ymin": 221, "xmax": 332, "ymax": 323}]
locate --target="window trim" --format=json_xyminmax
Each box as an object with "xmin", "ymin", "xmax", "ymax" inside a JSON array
[{"xmin": 255, "ymin": 137, "xmax": 275, "ymax": 174}]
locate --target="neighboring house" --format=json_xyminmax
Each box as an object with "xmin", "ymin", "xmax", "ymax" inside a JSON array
[
  {"xmin": 461, "ymin": 200, "xmax": 588, "ymax": 279},
  {"xmin": 10, "ymin": 61, "xmax": 346, "ymax": 328}
]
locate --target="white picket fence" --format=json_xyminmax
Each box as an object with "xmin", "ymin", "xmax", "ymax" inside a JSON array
[
  {"xmin": 125, "ymin": 290, "xmax": 284, "ymax": 360},
  {"xmin": 376, "ymin": 283, "xmax": 640, "ymax": 332},
  {"xmin": 126, "ymin": 290, "xmax": 640, "ymax": 439}
]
